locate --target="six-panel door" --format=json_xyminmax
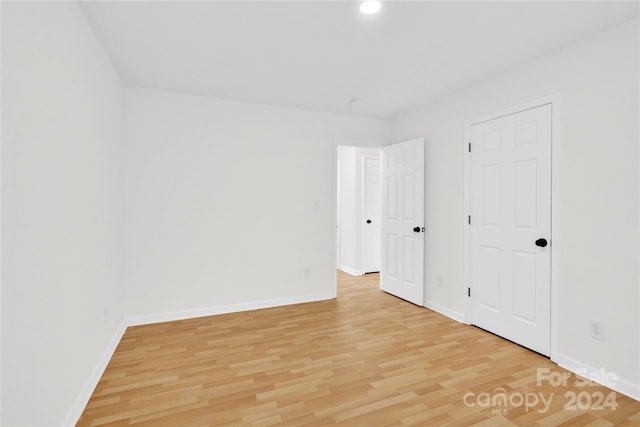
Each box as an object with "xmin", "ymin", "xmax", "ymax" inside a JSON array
[
  {"xmin": 380, "ymin": 138, "xmax": 425, "ymax": 306},
  {"xmin": 470, "ymin": 104, "xmax": 552, "ymax": 356}
]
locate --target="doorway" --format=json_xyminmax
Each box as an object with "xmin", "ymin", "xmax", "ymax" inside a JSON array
[
  {"xmin": 334, "ymin": 138, "xmax": 426, "ymax": 309},
  {"xmin": 336, "ymin": 143, "xmax": 382, "ymax": 277}
]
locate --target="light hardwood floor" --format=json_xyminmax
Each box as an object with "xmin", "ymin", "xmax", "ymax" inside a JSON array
[{"xmin": 78, "ymin": 271, "xmax": 640, "ymax": 426}]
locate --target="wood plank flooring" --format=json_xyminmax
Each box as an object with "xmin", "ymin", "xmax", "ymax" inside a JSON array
[{"xmin": 77, "ymin": 271, "xmax": 640, "ymax": 426}]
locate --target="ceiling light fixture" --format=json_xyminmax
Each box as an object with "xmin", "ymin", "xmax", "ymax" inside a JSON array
[{"xmin": 360, "ymin": 0, "xmax": 381, "ymax": 15}]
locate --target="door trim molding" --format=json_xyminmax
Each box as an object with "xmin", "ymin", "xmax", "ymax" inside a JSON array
[{"xmin": 463, "ymin": 95, "xmax": 561, "ymax": 363}]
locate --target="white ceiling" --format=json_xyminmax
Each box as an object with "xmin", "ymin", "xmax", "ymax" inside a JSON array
[{"xmin": 79, "ymin": 1, "xmax": 639, "ymax": 120}]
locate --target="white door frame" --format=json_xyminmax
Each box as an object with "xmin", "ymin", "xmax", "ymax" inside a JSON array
[
  {"xmin": 463, "ymin": 96, "xmax": 561, "ymax": 363},
  {"xmin": 332, "ymin": 139, "xmax": 384, "ymax": 297}
]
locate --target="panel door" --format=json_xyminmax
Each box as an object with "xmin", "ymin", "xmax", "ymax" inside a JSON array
[
  {"xmin": 364, "ymin": 155, "xmax": 381, "ymax": 273},
  {"xmin": 470, "ymin": 104, "xmax": 552, "ymax": 356},
  {"xmin": 380, "ymin": 138, "xmax": 425, "ymax": 306}
]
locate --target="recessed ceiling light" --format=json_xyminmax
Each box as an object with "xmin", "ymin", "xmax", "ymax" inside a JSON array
[{"xmin": 360, "ymin": 0, "xmax": 381, "ymax": 15}]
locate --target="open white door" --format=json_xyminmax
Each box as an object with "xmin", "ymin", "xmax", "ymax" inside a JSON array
[
  {"xmin": 380, "ymin": 138, "xmax": 425, "ymax": 306},
  {"xmin": 469, "ymin": 103, "xmax": 552, "ymax": 356}
]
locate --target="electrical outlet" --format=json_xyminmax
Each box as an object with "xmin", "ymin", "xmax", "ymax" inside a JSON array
[
  {"xmin": 304, "ymin": 268, "xmax": 311, "ymax": 279},
  {"xmin": 104, "ymin": 307, "xmax": 109, "ymax": 326},
  {"xmin": 589, "ymin": 320, "xmax": 604, "ymax": 341},
  {"xmin": 436, "ymin": 275, "xmax": 444, "ymax": 288}
]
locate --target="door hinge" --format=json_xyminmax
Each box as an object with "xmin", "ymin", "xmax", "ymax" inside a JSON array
[
  {"xmin": 468, "ymin": 215, "xmax": 471, "ymax": 225},
  {"xmin": 468, "ymin": 287, "xmax": 471, "ymax": 297},
  {"xmin": 468, "ymin": 142, "xmax": 471, "ymax": 153}
]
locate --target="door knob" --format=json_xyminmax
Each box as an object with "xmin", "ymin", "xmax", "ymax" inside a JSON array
[
  {"xmin": 413, "ymin": 226, "xmax": 422, "ymax": 233},
  {"xmin": 535, "ymin": 238, "xmax": 548, "ymax": 248},
  {"xmin": 366, "ymin": 219, "xmax": 372, "ymax": 224}
]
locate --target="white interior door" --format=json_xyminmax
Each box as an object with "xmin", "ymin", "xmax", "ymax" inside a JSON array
[
  {"xmin": 380, "ymin": 138, "xmax": 424, "ymax": 306},
  {"xmin": 470, "ymin": 104, "xmax": 552, "ymax": 356},
  {"xmin": 363, "ymin": 155, "xmax": 381, "ymax": 273}
]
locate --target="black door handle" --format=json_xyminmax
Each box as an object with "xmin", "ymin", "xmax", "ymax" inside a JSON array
[
  {"xmin": 366, "ymin": 219, "xmax": 372, "ymax": 224},
  {"xmin": 535, "ymin": 238, "xmax": 548, "ymax": 248},
  {"xmin": 413, "ymin": 226, "xmax": 422, "ymax": 233}
]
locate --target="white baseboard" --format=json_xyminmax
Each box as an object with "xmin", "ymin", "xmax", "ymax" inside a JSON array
[
  {"xmin": 126, "ymin": 292, "xmax": 335, "ymax": 327},
  {"xmin": 337, "ymin": 265, "xmax": 364, "ymax": 276},
  {"xmin": 424, "ymin": 299, "xmax": 465, "ymax": 323},
  {"xmin": 554, "ymin": 353, "xmax": 640, "ymax": 401},
  {"xmin": 62, "ymin": 320, "xmax": 128, "ymax": 427}
]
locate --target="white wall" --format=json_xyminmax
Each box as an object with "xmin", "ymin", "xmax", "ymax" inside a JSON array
[
  {"xmin": 123, "ymin": 87, "xmax": 389, "ymax": 320},
  {"xmin": 1, "ymin": 2, "xmax": 125, "ymax": 426},
  {"xmin": 391, "ymin": 19, "xmax": 639, "ymax": 394}
]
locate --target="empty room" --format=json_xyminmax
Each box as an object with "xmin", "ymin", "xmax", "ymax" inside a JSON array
[{"xmin": 2, "ymin": 1, "xmax": 639, "ymax": 426}]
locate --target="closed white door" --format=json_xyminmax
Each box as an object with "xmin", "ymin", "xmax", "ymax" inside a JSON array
[
  {"xmin": 363, "ymin": 155, "xmax": 381, "ymax": 273},
  {"xmin": 380, "ymin": 138, "xmax": 424, "ymax": 306},
  {"xmin": 470, "ymin": 104, "xmax": 552, "ymax": 356}
]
